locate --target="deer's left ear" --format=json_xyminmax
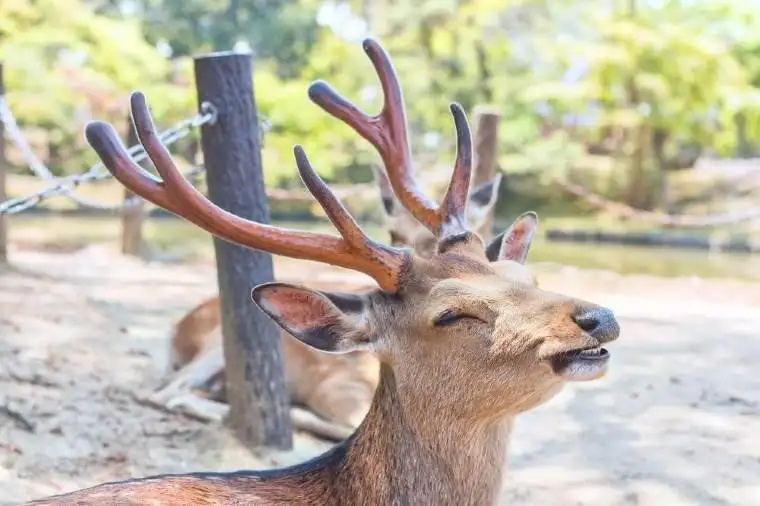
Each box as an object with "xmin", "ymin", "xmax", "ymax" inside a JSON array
[
  {"xmin": 468, "ymin": 173, "xmax": 502, "ymax": 208},
  {"xmin": 251, "ymin": 283, "xmax": 374, "ymax": 354},
  {"xmin": 468, "ymin": 173, "xmax": 502, "ymax": 239},
  {"xmin": 485, "ymin": 212, "xmax": 538, "ymax": 264}
]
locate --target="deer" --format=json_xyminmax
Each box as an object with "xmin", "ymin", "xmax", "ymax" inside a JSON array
[
  {"xmin": 159, "ymin": 166, "xmax": 503, "ymax": 435},
  {"xmin": 167, "ymin": 168, "xmax": 502, "ymax": 372},
  {"xmin": 26, "ymin": 38, "xmax": 620, "ymax": 506}
]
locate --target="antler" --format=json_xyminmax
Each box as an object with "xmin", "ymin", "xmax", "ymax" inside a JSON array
[
  {"xmin": 308, "ymin": 38, "xmax": 473, "ymax": 239},
  {"xmin": 84, "ymin": 92, "xmax": 409, "ymax": 292}
]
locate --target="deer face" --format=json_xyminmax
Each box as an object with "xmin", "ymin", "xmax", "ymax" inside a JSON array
[
  {"xmin": 374, "ymin": 165, "xmax": 502, "ymax": 259},
  {"xmin": 252, "ymin": 212, "xmax": 619, "ymax": 423}
]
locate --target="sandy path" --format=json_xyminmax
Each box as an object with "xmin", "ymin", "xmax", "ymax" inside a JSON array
[{"xmin": 1, "ymin": 247, "xmax": 758, "ymax": 505}]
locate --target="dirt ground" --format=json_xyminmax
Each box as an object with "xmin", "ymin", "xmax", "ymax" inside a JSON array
[{"xmin": 1, "ymin": 245, "xmax": 759, "ymax": 505}]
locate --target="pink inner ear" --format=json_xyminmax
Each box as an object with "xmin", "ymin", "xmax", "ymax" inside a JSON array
[
  {"xmin": 258, "ymin": 286, "xmax": 334, "ymax": 332},
  {"xmin": 500, "ymin": 215, "xmax": 537, "ymax": 263}
]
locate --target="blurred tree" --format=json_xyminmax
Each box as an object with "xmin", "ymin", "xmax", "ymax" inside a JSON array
[
  {"xmin": 5, "ymin": 0, "xmax": 760, "ymax": 211},
  {"xmin": 94, "ymin": 0, "xmax": 322, "ymax": 78},
  {"xmin": 519, "ymin": 0, "xmax": 760, "ymax": 209},
  {"xmin": 0, "ymin": 0, "xmax": 190, "ymax": 175}
]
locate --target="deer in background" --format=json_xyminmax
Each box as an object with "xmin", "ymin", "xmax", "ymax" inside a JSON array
[
  {"xmin": 160, "ymin": 166, "xmax": 503, "ymax": 436},
  {"xmin": 27, "ymin": 38, "xmax": 620, "ymax": 505}
]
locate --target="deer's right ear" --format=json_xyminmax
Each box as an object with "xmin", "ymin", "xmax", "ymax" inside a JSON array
[
  {"xmin": 484, "ymin": 212, "xmax": 538, "ymax": 264},
  {"xmin": 251, "ymin": 283, "xmax": 373, "ymax": 354},
  {"xmin": 372, "ymin": 165, "xmax": 397, "ymax": 216}
]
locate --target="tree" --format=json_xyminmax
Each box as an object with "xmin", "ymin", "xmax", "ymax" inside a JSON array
[
  {"xmin": 0, "ymin": 0, "xmax": 189, "ymax": 175},
  {"xmin": 519, "ymin": 0, "xmax": 760, "ymax": 209}
]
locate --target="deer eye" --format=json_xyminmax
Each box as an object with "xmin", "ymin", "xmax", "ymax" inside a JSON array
[{"xmin": 434, "ymin": 309, "xmax": 478, "ymax": 327}]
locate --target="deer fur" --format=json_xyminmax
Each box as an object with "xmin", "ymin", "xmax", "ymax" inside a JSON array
[
  {"xmin": 27, "ymin": 233, "xmax": 618, "ymax": 505},
  {"xmin": 164, "ymin": 172, "xmax": 502, "ymax": 432},
  {"xmin": 27, "ymin": 38, "xmax": 620, "ymax": 506}
]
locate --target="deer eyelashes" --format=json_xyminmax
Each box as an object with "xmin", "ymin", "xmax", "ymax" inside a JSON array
[{"xmin": 433, "ymin": 309, "xmax": 484, "ymax": 327}]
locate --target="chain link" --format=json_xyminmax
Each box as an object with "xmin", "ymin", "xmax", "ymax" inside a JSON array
[
  {"xmin": 0, "ymin": 98, "xmax": 218, "ymax": 215},
  {"xmin": 1, "ymin": 164, "xmax": 207, "ymax": 216}
]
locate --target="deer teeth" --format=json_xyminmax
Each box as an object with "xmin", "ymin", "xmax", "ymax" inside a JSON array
[{"xmin": 578, "ymin": 347, "xmax": 602, "ymax": 357}]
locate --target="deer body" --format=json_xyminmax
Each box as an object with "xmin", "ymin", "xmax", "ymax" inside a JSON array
[
  {"xmin": 30, "ymin": 364, "xmax": 514, "ymax": 506},
  {"xmin": 28, "ymin": 38, "xmax": 620, "ymax": 505}
]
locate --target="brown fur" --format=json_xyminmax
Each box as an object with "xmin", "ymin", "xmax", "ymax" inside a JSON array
[
  {"xmin": 29, "ymin": 37, "xmax": 621, "ymax": 505},
  {"xmin": 25, "ymin": 366, "xmax": 509, "ymax": 506},
  {"xmin": 27, "ymin": 240, "xmax": 617, "ymax": 505}
]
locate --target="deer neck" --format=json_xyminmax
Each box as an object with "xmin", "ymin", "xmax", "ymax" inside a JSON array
[{"xmin": 331, "ymin": 363, "xmax": 514, "ymax": 505}]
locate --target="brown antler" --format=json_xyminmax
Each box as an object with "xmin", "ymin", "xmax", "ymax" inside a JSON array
[
  {"xmin": 308, "ymin": 38, "xmax": 473, "ymax": 239},
  {"xmin": 84, "ymin": 92, "xmax": 409, "ymax": 292}
]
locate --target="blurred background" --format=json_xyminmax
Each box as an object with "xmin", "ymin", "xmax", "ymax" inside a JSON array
[
  {"xmin": 4, "ymin": 0, "xmax": 760, "ymax": 277},
  {"xmin": 2, "ymin": 1, "xmax": 760, "ymax": 504}
]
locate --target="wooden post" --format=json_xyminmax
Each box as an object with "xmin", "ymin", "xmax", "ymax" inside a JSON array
[
  {"xmin": 193, "ymin": 51, "xmax": 292, "ymax": 449},
  {"xmin": 120, "ymin": 114, "xmax": 145, "ymax": 256},
  {"xmin": 471, "ymin": 106, "xmax": 501, "ymax": 235},
  {"xmin": 0, "ymin": 63, "xmax": 7, "ymax": 264}
]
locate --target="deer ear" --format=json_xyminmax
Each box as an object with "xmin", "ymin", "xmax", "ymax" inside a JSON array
[
  {"xmin": 484, "ymin": 231, "xmax": 505, "ymax": 261},
  {"xmin": 372, "ymin": 165, "xmax": 397, "ymax": 216},
  {"xmin": 251, "ymin": 283, "xmax": 373, "ymax": 353},
  {"xmin": 485, "ymin": 212, "xmax": 538, "ymax": 264},
  {"xmin": 468, "ymin": 173, "xmax": 502, "ymax": 208},
  {"xmin": 468, "ymin": 173, "xmax": 502, "ymax": 239}
]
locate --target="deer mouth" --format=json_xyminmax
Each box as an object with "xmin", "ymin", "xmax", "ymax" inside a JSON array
[{"xmin": 549, "ymin": 346, "xmax": 610, "ymax": 382}]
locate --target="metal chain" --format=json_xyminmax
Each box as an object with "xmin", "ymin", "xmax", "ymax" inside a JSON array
[
  {"xmin": 0, "ymin": 164, "xmax": 206, "ymax": 215},
  {"xmin": 0, "ymin": 97, "xmax": 218, "ymax": 213}
]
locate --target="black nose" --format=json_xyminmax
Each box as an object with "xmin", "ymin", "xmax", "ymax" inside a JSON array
[{"xmin": 573, "ymin": 307, "xmax": 620, "ymax": 343}]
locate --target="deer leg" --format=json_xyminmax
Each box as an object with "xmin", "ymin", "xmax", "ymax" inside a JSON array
[
  {"xmin": 152, "ymin": 394, "xmax": 351, "ymax": 441},
  {"xmin": 163, "ymin": 393, "xmax": 230, "ymax": 422},
  {"xmin": 289, "ymin": 407, "xmax": 353, "ymax": 442},
  {"xmin": 146, "ymin": 344, "xmax": 225, "ymax": 406},
  {"xmin": 145, "ymin": 343, "xmax": 353, "ymax": 441}
]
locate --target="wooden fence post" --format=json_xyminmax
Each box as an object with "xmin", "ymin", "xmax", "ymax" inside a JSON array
[
  {"xmin": 0, "ymin": 63, "xmax": 7, "ymax": 264},
  {"xmin": 193, "ymin": 51, "xmax": 292, "ymax": 449},
  {"xmin": 472, "ymin": 106, "xmax": 501, "ymax": 235},
  {"xmin": 120, "ymin": 114, "xmax": 145, "ymax": 256}
]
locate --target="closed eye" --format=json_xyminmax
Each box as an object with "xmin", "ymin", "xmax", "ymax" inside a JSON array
[{"xmin": 433, "ymin": 309, "xmax": 483, "ymax": 327}]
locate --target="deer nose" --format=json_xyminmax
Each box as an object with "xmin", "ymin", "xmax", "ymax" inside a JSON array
[{"xmin": 573, "ymin": 307, "xmax": 620, "ymax": 343}]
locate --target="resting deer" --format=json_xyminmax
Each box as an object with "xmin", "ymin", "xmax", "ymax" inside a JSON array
[
  {"xmin": 27, "ymin": 38, "xmax": 620, "ymax": 505},
  {"xmin": 161, "ymin": 167, "xmax": 502, "ymax": 433}
]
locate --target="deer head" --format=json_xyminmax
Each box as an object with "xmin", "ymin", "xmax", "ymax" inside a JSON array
[
  {"xmin": 85, "ymin": 39, "xmax": 619, "ymax": 433},
  {"xmin": 373, "ymin": 163, "xmax": 502, "ymax": 258}
]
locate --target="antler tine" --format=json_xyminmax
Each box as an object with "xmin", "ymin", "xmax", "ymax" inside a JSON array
[
  {"xmin": 130, "ymin": 92, "xmax": 191, "ymax": 191},
  {"xmin": 85, "ymin": 124, "xmax": 188, "ymax": 218},
  {"xmin": 293, "ymin": 146, "xmax": 402, "ymax": 263},
  {"xmin": 308, "ymin": 39, "xmax": 439, "ymax": 231},
  {"xmin": 308, "ymin": 38, "xmax": 474, "ymax": 240},
  {"xmin": 438, "ymin": 103, "xmax": 473, "ymax": 237},
  {"xmin": 84, "ymin": 92, "xmax": 408, "ymax": 293}
]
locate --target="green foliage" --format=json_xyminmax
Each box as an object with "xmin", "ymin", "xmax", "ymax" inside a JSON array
[
  {"xmin": 4, "ymin": 0, "xmax": 760, "ymax": 215},
  {"xmin": 0, "ymin": 0, "xmax": 187, "ymax": 175},
  {"xmin": 134, "ymin": 0, "xmax": 321, "ymax": 76}
]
